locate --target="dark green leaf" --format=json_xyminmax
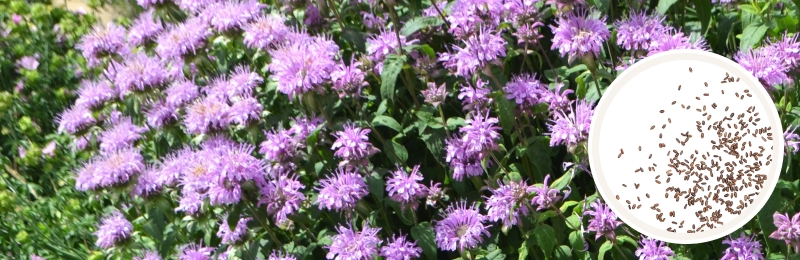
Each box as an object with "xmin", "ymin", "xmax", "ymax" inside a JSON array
[
  {"xmin": 534, "ymin": 225, "xmax": 556, "ymax": 257},
  {"xmin": 421, "ymin": 131, "xmax": 445, "ymax": 165},
  {"xmin": 740, "ymin": 23, "xmax": 768, "ymax": 50},
  {"xmin": 446, "ymin": 117, "xmax": 465, "ymax": 130},
  {"xmin": 385, "ymin": 140, "xmax": 408, "ymax": 164},
  {"xmin": 656, "ymin": 0, "xmax": 679, "ymax": 14},
  {"xmin": 568, "ymin": 231, "xmax": 586, "ymax": 258},
  {"xmin": 494, "ymin": 92, "xmax": 516, "ymax": 136},
  {"xmin": 400, "ymin": 17, "xmax": 444, "ymax": 36},
  {"xmin": 372, "ymin": 115, "xmax": 402, "ymax": 133},
  {"xmin": 554, "ymin": 245, "xmax": 572, "ymax": 260},
  {"xmin": 693, "ymin": 0, "xmax": 711, "ymax": 34},
  {"xmin": 598, "ymin": 240, "xmax": 613, "ymax": 260},
  {"xmin": 228, "ymin": 203, "xmax": 244, "ymax": 231},
  {"xmin": 367, "ymin": 171, "xmax": 385, "ymax": 198},
  {"xmin": 740, "ymin": 5, "xmax": 759, "ymax": 16},
  {"xmin": 381, "ymin": 54, "xmax": 407, "ymax": 101},
  {"xmin": 411, "ymin": 222, "xmax": 437, "ymax": 260}
]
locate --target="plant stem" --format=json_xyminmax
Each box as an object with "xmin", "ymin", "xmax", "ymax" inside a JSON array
[
  {"xmin": 591, "ymin": 71, "xmax": 604, "ymax": 99},
  {"xmin": 244, "ymin": 199, "xmax": 283, "ymax": 248}
]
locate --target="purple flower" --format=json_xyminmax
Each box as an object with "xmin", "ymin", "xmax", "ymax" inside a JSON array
[
  {"xmin": 769, "ymin": 212, "xmax": 800, "ymax": 253},
  {"xmin": 542, "ymin": 81, "xmax": 574, "ymax": 113},
  {"xmin": 457, "ymin": 78, "xmax": 492, "ymax": 111},
  {"xmin": 785, "ymin": 125, "xmax": 800, "ymax": 154},
  {"xmin": 440, "ymin": 26, "xmax": 506, "ymax": 77},
  {"xmin": 200, "ymin": 0, "xmax": 264, "ymax": 32},
  {"xmin": 184, "ymin": 97, "xmax": 231, "ymax": 134},
  {"xmin": 367, "ymin": 29, "xmax": 415, "ymax": 62},
  {"xmin": 257, "ymin": 171, "xmax": 306, "ymax": 228},
  {"xmin": 128, "ymin": 10, "xmax": 163, "ymax": 46},
  {"xmin": 380, "ymin": 233, "xmax": 422, "ymax": 260},
  {"xmin": 550, "ymin": 9, "xmax": 610, "ymax": 63},
  {"xmin": 179, "ymin": 243, "xmax": 215, "ymax": 260},
  {"xmin": 227, "ymin": 97, "xmax": 262, "ymax": 125},
  {"xmin": 425, "ymin": 181, "xmax": 445, "ymax": 207},
  {"xmin": 42, "ymin": 141, "xmax": 57, "ymax": 157},
  {"xmin": 16, "ymin": 56, "xmax": 39, "ymax": 71},
  {"xmin": 304, "ymin": 5, "xmax": 325, "ymax": 28},
  {"xmin": 94, "ymin": 210, "xmax": 133, "ymax": 248},
  {"xmin": 179, "ymin": 0, "xmax": 221, "ymax": 13},
  {"xmin": 504, "ymin": 0, "xmax": 541, "ymax": 23},
  {"xmin": 386, "ymin": 164, "xmax": 426, "ymax": 211},
  {"xmin": 166, "ymin": 80, "xmax": 200, "ymax": 107},
  {"xmin": 548, "ymin": 100, "xmax": 594, "ymax": 147},
  {"xmin": 445, "ymin": 0, "xmax": 503, "ymax": 38},
  {"xmin": 144, "ymin": 99, "xmax": 178, "ymax": 128},
  {"xmin": 12, "ymin": 14, "xmax": 22, "ymax": 24},
  {"xmin": 98, "ymin": 116, "xmax": 148, "ymax": 152},
  {"xmin": 176, "ymin": 190, "xmax": 204, "ymax": 215},
  {"xmin": 290, "ymin": 115, "xmax": 324, "ymax": 141},
  {"xmin": 331, "ymin": 123, "xmax": 379, "ymax": 165},
  {"xmin": 155, "ymin": 17, "xmax": 211, "ymax": 58},
  {"xmin": 75, "ymin": 148, "xmax": 145, "ymax": 191},
  {"xmin": 721, "ymin": 232, "xmax": 764, "ymax": 260},
  {"xmin": 136, "ymin": 0, "xmax": 164, "ymax": 8},
  {"xmin": 330, "ymin": 58, "xmax": 368, "ymax": 98},
  {"xmin": 133, "ymin": 166, "xmax": 161, "ymax": 198},
  {"xmin": 547, "ymin": 0, "xmax": 587, "ymax": 13},
  {"xmin": 114, "ymin": 52, "xmax": 169, "ymax": 97},
  {"xmin": 647, "ymin": 28, "xmax": 708, "ymax": 56},
  {"xmin": 584, "ymin": 200, "xmax": 622, "ymax": 240},
  {"xmin": 514, "ymin": 22, "xmax": 545, "ymax": 46},
  {"xmin": 133, "ymin": 250, "xmax": 162, "ymax": 260},
  {"xmin": 207, "ymin": 140, "xmax": 263, "ymax": 205},
  {"xmin": 735, "ymin": 47, "xmax": 790, "ymax": 89},
  {"xmin": 75, "ymin": 80, "xmax": 116, "ymax": 108},
  {"xmin": 504, "ymin": 73, "xmax": 548, "ymax": 109},
  {"xmin": 57, "ymin": 105, "xmax": 96, "ymax": 134},
  {"xmin": 268, "ymin": 251, "xmax": 297, "ymax": 260},
  {"xmin": 268, "ymin": 34, "xmax": 338, "ymax": 99},
  {"xmin": 315, "ymin": 167, "xmax": 369, "ymax": 212},
  {"xmin": 261, "ymin": 127, "xmax": 299, "ymax": 163},
  {"xmin": 635, "ymin": 236, "xmax": 674, "ymax": 260},
  {"xmin": 422, "ymin": 82, "xmax": 447, "ymax": 108},
  {"xmin": 223, "ymin": 65, "xmax": 262, "ymax": 97},
  {"xmin": 362, "ymin": 12, "xmax": 388, "ymax": 29},
  {"xmin": 528, "ymin": 174, "xmax": 568, "ymax": 211},
  {"xmin": 78, "ymin": 23, "xmax": 128, "ymax": 66},
  {"xmin": 485, "ymin": 179, "xmax": 530, "ymax": 229},
  {"xmin": 767, "ymin": 34, "xmax": 800, "ymax": 70},
  {"xmin": 445, "ymin": 135, "xmax": 484, "ymax": 181},
  {"xmin": 217, "ymin": 216, "xmax": 251, "ymax": 244},
  {"xmin": 434, "ymin": 201, "xmax": 490, "ymax": 251},
  {"xmin": 614, "ymin": 11, "xmax": 666, "ymax": 51},
  {"xmin": 460, "ymin": 111, "xmax": 501, "ymax": 155},
  {"xmin": 326, "ymin": 225, "xmax": 382, "ymax": 260},
  {"xmin": 243, "ymin": 14, "xmax": 289, "ymax": 49}
]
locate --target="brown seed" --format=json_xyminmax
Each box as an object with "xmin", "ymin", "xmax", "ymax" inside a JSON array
[
  {"xmin": 651, "ymin": 125, "xmax": 656, "ymax": 130},
  {"xmin": 689, "ymin": 67, "xmax": 693, "ymax": 72},
  {"xmin": 704, "ymin": 82, "xmax": 708, "ymax": 87},
  {"xmin": 616, "ymin": 195, "xmax": 620, "ymax": 200}
]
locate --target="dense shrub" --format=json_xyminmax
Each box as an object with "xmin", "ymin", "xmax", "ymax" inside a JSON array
[{"xmin": 43, "ymin": 0, "xmax": 800, "ymax": 260}]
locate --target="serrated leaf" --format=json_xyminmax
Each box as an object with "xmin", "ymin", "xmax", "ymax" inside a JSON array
[
  {"xmin": 534, "ymin": 225, "xmax": 556, "ymax": 257},
  {"xmin": 411, "ymin": 222, "xmax": 437, "ymax": 260},
  {"xmin": 693, "ymin": 0, "xmax": 711, "ymax": 34},
  {"xmin": 656, "ymin": 0, "xmax": 679, "ymax": 14},
  {"xmin": 740, "ymin": 23, "xmax": 768, "ymax": 50},
  {"xmin": 381, "ymin": 55, "xmax": 407, "ymax": 101},
  {"xmin": 400, "ymin": 16, "xmax": 444, "ymax": 36},
  {"xmin": 598, "ymin": 240, "xmax": 613, "ymax": 260},
  {"xmin": 373, "ymin": 115, "xmax": 402, "ymax": 133}
]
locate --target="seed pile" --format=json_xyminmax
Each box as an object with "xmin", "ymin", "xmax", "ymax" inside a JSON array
[{"xmin": 614, "ymin": 67, "xmax": 775, "ymax": 234}]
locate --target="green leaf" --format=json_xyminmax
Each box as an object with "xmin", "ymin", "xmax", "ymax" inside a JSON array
[
  {"xmin": 616, "ymin": 235, "xmax": 638, "ymax": 247},
  {"xmin": 775, "ymin": 15, "xmax": 799, "ymax": 34},
  {"xmin": 656, "ymin": 0, "xmax": 679, "ymax": 14},
  {"xmin": 411, "ymin": 222, "xmax": 437, "ymax": 260},
  {"xmin": 598, "ymin": 240, "xmax": 613, "ymax": 260},
  {"xmin": 526, "ymin": 138, "xmax": 552, "ymax": 181},
  {"xmin": 414, "ymin": 44, "xmax": 436, "ymax": 59},
  {"xmin": 534, "ymin": 225, "xmax": 556, "ymax": 257},
  {"xmin": 757, "ymin": 186, "xmax": 786, "ymax": 253},
  {"xmin": 576, "ymin": 75, "xmax": 587, "ymax": 100},
  {"xmin": 385, "ymin": 140, "xmax": 408, "ymax": 164},
  {"xmin": 565, "ymin": 214, "xmax": 581, "ymax": 230},
  {"xmin": 415, "ymin": 107, "xmax": 443, "ymax": 129},
  {"xmin": 400, "ymin": 16, "xmax": 444, "ymax": 36},
  {"xmin": 518, "ymin": 240, "xmax": 529, "ymax": 260},
  {"xmin": 494, "ymin": 91, "xmax": 516, "ymax": 136},
  {"xmin": 554, "ymin": 245, "xmax": 572, "ymax": 260},
  {"xmin": 740, "ymin": 5, "xmax": 760, "ymax": 16},
  {"xmin": 568, "ymin": 231, "xmax": 586, "ymax": 258},
  {"xmin": 446, "ymin": 117, "xmax": 466, "ymax": 130},
  {"xmin": 693, "ymin": 0, "xmax": 711, "ymax": 34},
  {"xmin": 341, "ymin": 26, "xmax": 367, "ymax": 53},
  {"xmin": 373, "ymin": 115, "xmax": 403, "ymax": 133},
  {"xmin": 381, "ymin": 54, "xmax": 407, "ymax": 101},
  {"xmin": 421, "ymin": 131, "xmax": 445, "ymax": 165},
  {"xmin": 367, "ymin": 171, "xmax": 385, "ymax": 198},
  {"xmin": 740, "ymin": 23, "xmax": 768, "ymax": 50},
  {"xmin": 228, "ymin": 203, "xmax": 244, "ymax": 231},
  {"xmin": 550, "ymin": 171, "xmax": 572, "ymax": 191}
]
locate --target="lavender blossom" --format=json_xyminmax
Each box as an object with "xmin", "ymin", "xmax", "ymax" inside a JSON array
[
  {"xmin": 243, "ymin": 14, "xmax": 289, "ymax": 49},
  {"xmin": 217, "ymin": 216, "xmax": 251, "ymax": 244},
  {"xmin": 57, "ymin": 105, "xmax": 96, "ymax": 134},
  {"xmin": 721, "ymin": 232, "xmax": 764, "ymax": 260},
  {"xmin": 330, "ymin": 58, "xmax": 368, "ymax": 98},
  {"xmin": 735, "ymin": 47, "xmax": 790, "ymax": 89},
  {"xmin": 331, "ymin": 123, "xmax": 379, "ymax": 165},
  {"xmin": 445, "ymin": 135, "xmax": 484, "ymax": 181},
  {"xmin": 133, "ymin": 166, "xmax": 161, "ymax": 198},
  {"xmin": 386, "ymin": 165, "xmax": 426, "ymax": 211},
  {"xmin": 144, "ymin": 99, "xmax": 178, "ymax": 128},
  {"xmin": 304, "ymin": 5, "xmax": 324, "ymax": 28},
  {"xmin": 290, "ymin": 115, "xmax": 324, "ymax": 141},
  {"xmin": 227, "ymin": 97, "xmax": 262, "ymax": 125},
  {"xmin": 542, "ymin": 81, "xmax": 574, "ymax": 113},
  {"xmin": 16, "ymin": 56, "xmax": 39, "ymax": 71},
  {"xmin": 647, "ymin": 28, "xmax": 708, "ymax": 56},
  {"xmin": 635, "ymin": 236, "xmax": 674, "ymax": 260},
  {"xmin": 114, "ymin": 52, "xmax": 169, "ymax": 97},
  {"xmin": 434, "ymin": 201, "xmax": 490, "ymax": 251},
  {"xmin": 165, "ymin": 80, "xmax": 200, "ymax": 107},
  {"xmin": 460, "ymin": 111, "xmax": 501, "ymax": 155},
  {"xmin": 98, "ymin": 116, "xmax": 148, "ymax": 152},
  {"xmin": 155, "ymin": 17, "xmax": 211, "ymax": 58},
  {"xmin": 268, "ymin": 34, "xmax": 338, "ymax": 99},
  {"xmin": 260, "ymin": 127, "xmax": 299, "ymax": 163},
  {"xmin": 206, "ymin": 140, "xmax": 263, "ymax": 205},
  {"xmin": 362, "ymin": 12, "xmax": 388, "ymax": 29},
  {"xmin": 315, "ymin": 167, "xmax": 369, "ymax": 212},
  {"xmin": 179, "ymin": 0, "xmax": 220, "ymax": 13},
  {"xmin": 584, "ymin": 200, "xmax": 622, "ymax": 240},
  {"xmin": 257, "ymin": 171, "xmax": 306, "ymax": 227},
  {"xmin": 42, "ymin": 141, "xmax": 56, "ymax": 157},
  {"xmin": 528, "ymin": 174, "xmax": 568, "ymax": 211},
  {"xmin": 504, "ymin": 0, "xmax": 540, "ymax": 23},
  {"xmin": 200, "ymin": 0, "xmax": 264, "ymax": 32},
  {"xmin": 128, "ymin": 10, "xmax": 163, "ymax": 46},
  {"xmin": 136, "ymin": 0, "xmax": 164, "ymax": 8},
  {"xmin": 179, "ymin": 243, "xmax": 215, "ymax": 260},
  {"xmin": 504, "ymin": 73, "xmax": 548, "ymax": 109},
  {"xmin": 767, "ymin": 34, "xmax": 800, "ymax": 70},
  {"xmin": 380, "ymin": 233, "xmax": 422, "ymax": 260},
  {"xmin": 226, "ymin": 65, "xmax": 263, "ymax": 97},
  {"xmin": 440, "ymin": 26, "xmax": 506, "ymax": 77},
  {"xmin": 77, "ymin": 23, "xmax": 128, "ymax": 66},
  {"xmin": 326, "ymin": 225, "xmax": 382, "ymax": 260},
  {"xmin": 550, "ymin": 9, "xmax": 610, "ymax": 63},
  {"xmin": 75, "ymin": 80, "xmax": 116, "ymax": 108},
  {"xmin": 485, "ymin": 179, "xmax": 530, "ymax": 229},
  {"xmin": 548, "ymin": 100, "xmax": 594, "ymax": 147},
  {"xmin": 769, "ymin": 212, "xmax": 800, "ymax": 253},
  {"xmin": 457, "ymin": 78, "xmax": 492, "ymax": 111},
  {"xmin": 445, "ymin": 0, "xmax": 503, "ymax": 37},
  {"xmin": 268, "ymin": 251, "xmax": 297, "ymax": 260},
  {"xmin": 785, "ymin": 125, "xmax": 800, "ymax": 154},
  {"xmin": 367, "ymin": 29, "xmax": 414, "ymax": 62},
  {"xmin": 425, "ymin": 181, "xmax": 445, "ymax": 207},
  {"xmin": 422, "ymin": 82, "xmax": 447, "ymax": 108},
  {"xmin": 514, "ymin": 22, "xmax": 545, "ymax": 46},
  {"xmin": 614, "ymin": 11, "xmax": 666, "ymax": 51},
  {"xmin": 134, "ymin": 251, "xmax": 163, "ymax": 260},
  {"xmin": 75, "ymin": 148, "xmax": 145, "ymax": 191},
  {"xmin": 184, "ymin": 97, "xmax": 231, "ymax": 134},
  {"xmin": 94, "ymin": 210, "xmax": 133, "ymax": 248}
]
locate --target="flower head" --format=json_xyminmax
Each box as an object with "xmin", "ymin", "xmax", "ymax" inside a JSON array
[
  {"xmin": 485, "ymin": 179, "xmax": 530, "ymax": 229},
  {"xmin": 75, "ymin": 148, "xmax": 145, "ymax": 191},
  {"xmin": 200, "ymin": 0, "xmax": 264, "ymax": 32},
  {"xmin": 635, "ymin": 236, "xmax": 674, "ymax": 260},
  {"xmin": 614, "ymin": 11, "xmax": 666, "ymax": 50},
  {"xmin": 434, "ymin": 201, "xmax": 490, "ymax": 251},
  {"xmin": 440, "ymin": 26, "xmax": 506, "ymax": 77},
  {"xmin": 268, "ymin": 33, "xmax": 338, "ymax": 99},
  {"xmin": 548, "ymin": 100, "xmax": 594, "ymax": 147},
  {"xmin": 528, "ymin": 174, "xmax": 568, "ymax": 211},
  {"xmin": 133, "ymin": 166, "xmax": 161, "ymax": 198},
  {"xmin": 166, "ymin": 80, "xmax": 200, "ymax": 108},
  {"xmin": 331, "ymin": 123, "xmax": 379, "ymax": 165},
  {"xmin": 78, "ymin": 23, "xmax": 128, "ymax": 66},
  {"xmin": 243, "ymin": 14, "xmax": 289, "ymax": 49},
  {"xmin": 75, "ymin": 80, "xmax": 116, "ymax": 108},
  {"xmin": 326, "ymin": 225, "xmax": 382, "ymax": 260},
  {"xmin": 505, "ymin": 73, "xmax": 548, "ymax": 109},
  {"xmin": 425, "ymin": 181, "xmax": 445, "ymax": 207},
  {"xmin": 155, "ymin": 18, "xmax": 211, "ymax": 58},
  {"xmin": 584, "ymin": 200, "xmax": 622, "ymax": 240},
  {"xmin": 227, "ymin": 97, "xmax": 262, "ymax": 125},
  {"xmin": 290, "ymin": 115, "xmax": 325, "ymax": 141},
  {"xmin": 217, "ymin": 216, "xmax": 251, "ymax": 244},
  {"xmin": 98, "ymin": 116, "xmax": 148, "ymax": 152},
  {"xmin": 268, "ymin": 251, "xmax": 297, "ymax": 260},
  {"xmin": 445, "ymin": 135, "xmax": 484, "ymax": 181},
  {"xmin": 736, "ymin": 47, "xmax": 790, "ymax": 89},
  {"xmin": 769, "ymin": 212, "xmax": 800, "ymax": 253},
  {"xmin": 128, "ymin": 10, "xmax": 163, "ymax": 46},
  {"xmin": 380, "ymin": 233, "xmax": 422, "ymax": 260},
  {"xmin": 647, "ymin": 28, "xmax": 708, "ymax": 56},
  {"xmin": 766, "ymin": 34, "xmax": 800, "ymax": 70},
  {"xmin": 542, "ymin": 81, "xmax": 574, "ymax": 113},
  {"xmin": 257, "ymin": 171, "xmax": 306, "ymax": 227},
  {"xmin": 460, "ymin": 111, "xmax": 501, "ymax": 155},
  {"xmin": 114, "ymin": 52, "xmax": 169, "ymax": 97},
  {"xmin": 184, "ymin": 97, "xmax": 231, "ymax": 134},
  {"xmin": 550, "ymin": 9, "xmax": 610, "ymax": 63},
  {"xmin": 331, "ymin": 58, "xmax": 368, "ymax": 98},
  {"xmin": 721, "ymin": 232, "xmax": 764, "ymax": 260},
  {"xmin": 179, "ymin": 242, "xmax": 215, "ymax": 260},
  {"xmin": 315, "ymin": 167, "xmax": 369, "ymax": 212},
  {"xmin": 514, "ymin": 22, "xmax": 545, "ymax": 46},
  {"xmin": 457, "ymin": 78, "xmax": 492, "ymax": 111},
  {"xmin": 16, "ymin": 56, "xmax": 39, "ymax": 71},
  {"xmin": 94, "ymin": 210, "xmax": 133, "ymax": 248},
  {"xmin": 446, "ymin": 0, "xmax": 503, "ymax": 37},
  {"xmin": 422, "ymin": 82, "xmax": 447, "ymax": 108},
  {"xmin": 261, "ymin": 127, "xmax": 299, "ymax": 163},
  {"xmin": 367, "ymin": 29, "xmax": 415, "ymax": 62},
  {"xmin": 785, "ymin": 125, "xmax": 800, "ymax": 154},
  {"xmin": 144, "ymin": 99, "xmax": 178, "ymax": 128},
  {"xmin": 57, "ymin": 105, "xmax": 96, "ymax": 134},
  {"xmin": 386, "ymin": 165, "xmax": 426, "ymax": 211},
  {"xmin": 133, "ymin": 250, "xmax": 162, "ymax": 260}
]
